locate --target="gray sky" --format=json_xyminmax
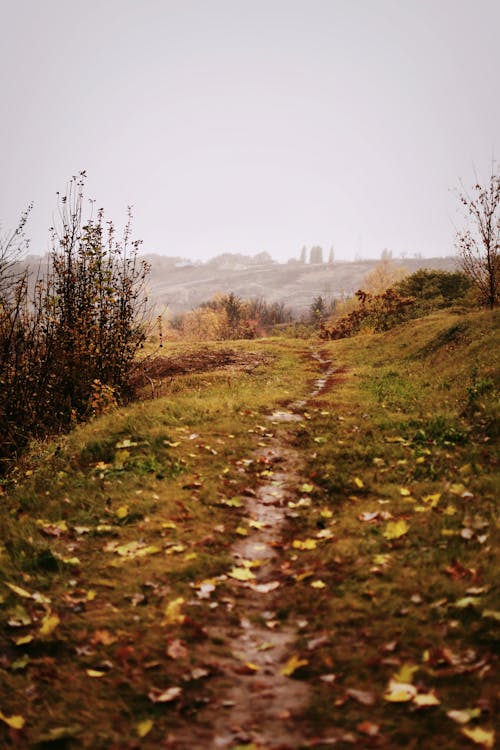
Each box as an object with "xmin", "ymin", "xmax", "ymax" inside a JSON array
[{"xmin": 1, "ymin": 0, "xmax": 499, "ymax": 262}]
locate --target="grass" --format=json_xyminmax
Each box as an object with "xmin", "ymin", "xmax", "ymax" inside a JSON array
[
  {"xmin": 274, "ymin": 308, "xmax": 499, "ymax": 748},
  {"xmin": 0, "ymin": 309, "xmax": 498, "ymax": 749}
]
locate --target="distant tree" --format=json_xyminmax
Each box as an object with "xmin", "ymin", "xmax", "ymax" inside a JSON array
[
  {"xmin": 309, "ymin": 294, "xmax": 328, "ymax": 327},
  {"xmin": 395, "ymin": 269, "xmax": 471, "ymax": 309},
  {"xmin": 310, "ymin": 245, "xmax": 323, "ymax": 264},
  {"xmin": 299, "ymin": 246, "xmax": 307, "ymax": 263},
  {"xmin": 455, "ymin": 167, "xmax": 499, "ymax": 308}
]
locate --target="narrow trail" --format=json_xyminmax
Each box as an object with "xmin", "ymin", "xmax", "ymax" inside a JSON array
[{"xmin": 174, "ymin": 351, "xmax": 338, "ymax": 750}]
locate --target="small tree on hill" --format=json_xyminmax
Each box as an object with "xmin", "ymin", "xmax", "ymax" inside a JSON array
[{"xmin": 455, "ymin": 167, "xmax": 499, "ymax": 308}]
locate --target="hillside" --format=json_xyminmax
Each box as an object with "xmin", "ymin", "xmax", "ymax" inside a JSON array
[
  {"xmin": 0, "ymin": 309, "xmax": 497, "ymax": 749},
  {"xmin": 144, "ymin": 254, "xmax": 458, "ymax": 313}
]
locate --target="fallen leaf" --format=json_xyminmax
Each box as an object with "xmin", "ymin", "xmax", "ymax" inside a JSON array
[
  {"xmin": 346, "ymin": 688, "xmax": 376, "ymax": 706},
  {"xmin": 136, "ymin": 718, "xmax": 154, "ymax": 738},
  {"xmin": 353, "ymin": 477, "xmax": 364, "ymax": 488},
  {"xmin": 0, "ymin": 710, "xmax": 25, "ymax": 729},
  {"xmin": 281, "ymin": 654, "xmax": 308, "ymax": 676},
  {"xmin": 447, "ymin": 708, "xmax": 482, "ymax": 725},
  {"xmin": 383, "ymin": 520, "xmax": 409, "ymax": 540},
  {"xmin": 86, "ymin": 669, "xmax": 105, "ymax": 677},
  {"xmin": 228, "ymin": 567, "xmax": 256, "ymax": 582},
  {"xmin": 250, "ymin": 581, "xmax": 280, "ymax": 593},
  {"xmin": 300, "ymin": 483, "xmax": 314, "ymax": 493},
  {"xmin": 392, "ymin": 663, "xmax": 419, "ymax": 683},
  {"xmin": 115, "ymin": 505, "xmax": 129, "ymax": 519},
  {"xmin": 292, "ymin": 538, "xmax": 317, "ymax": 550},
  {"xmin": 413, "ymin": 691, "xmax": 441, "ymax": 707},
  {"xmin": 310, "ymin": 580, "xmax": 326, "ymax": 589},
  {"xmin": 461, "ymin": 726, "xmax": 495, "ymax": 748},
  {"xmin": 383, "ymin": 680, "xmax": 417, "ymax": 702},
  {"xmin": 166, "ymin": 639, "xmax": 188, "ymax": 660},
  {"xmin": 39, "ymin": 611, "xmax": 60, "ymax": 637},
  {"xmin": 163, "ymin": 597, "xmax": 185, "ymax": 625},
  {"xmin": 4, "ymin": 583, "xmax": 33, "ymax": 599},
  {"xmin": 148, "ymin": 686, "xmax": 182, "ymax": 703}
]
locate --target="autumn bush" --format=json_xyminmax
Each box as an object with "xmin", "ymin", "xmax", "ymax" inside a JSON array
[
  {"xmin": 0, "ymin": 173, "xmax": 149, "ymax": 472},
  {"xmin": 320, "ymin": 288, "xmax": 416, "ymax": 340}
]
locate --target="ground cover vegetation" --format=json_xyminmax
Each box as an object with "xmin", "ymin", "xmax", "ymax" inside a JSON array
[{"xmin": 0, "ymin": 304, "xmax": 497, "ymax": 749}]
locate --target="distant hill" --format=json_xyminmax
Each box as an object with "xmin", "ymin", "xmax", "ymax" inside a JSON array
[{"xmin": 144, "ymin": 253, "xmax": 459, "ymax": 314}]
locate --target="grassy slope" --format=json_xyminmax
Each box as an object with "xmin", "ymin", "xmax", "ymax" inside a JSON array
[{"xmin": 0, "ymin": 309, "xmax": 498, "ymax": 749}]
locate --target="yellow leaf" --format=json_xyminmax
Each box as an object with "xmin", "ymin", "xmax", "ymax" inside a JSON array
[
  {"xmin": 300, "ymin": 483, "xmax": 314, "ymax": 493},
  {"xmin": 235, "ymin": 527, "xmax": 249, "ymax": 536},
  {"xmin": 447, "ymin": 708, "xmax": 482, "ymax": 724},
  {"xmin": 136, "ymin": 718, "xmax": 154, "ymax": 738},
  {"xmin": 383, "ymin": 520, "xmax": 409, "ymax": 540},
  {"xmin": 353, "ymin": 477, "xmax": 364, "ymax": 488},
  {"xmin": 163, "ymin": 597, "xmax": 185, "ymax": 625},
  {"xmin": 320, "ymin": 508, "xmax": 333, "ymax": 518},
  {"xmin": 383, "ymin": 680, "xmax": 417, "ymax": 702},
  {"xmin": 413, "ymin": 691, "xmax": 440, "ymax": 707},
  {"xmin": 392, "ymin": 663, "xmax": 419, "ymax": 683},
  {"xmin": 0, "ymin": 710, "xmax": 25, "ymax": 729},
  {"xmin": 311, "ymin": 580, "xmax": 326, "ymax": 589},
  {"xmin": 86, "ymin": 669, "xmax": 105, "ymax": 677},
  {"xmin": 461, "ymin": 726, "xmax": 495, "ymax": 748},
  {"xmin": 86, "ymin": 590, "xmax": 96, "ymax": 601},
  {"xmin": 4, "ymin": 582, "xmax": 33, "ymax": 599},
  {"xmin": 443, "ymin": 504, "xmax": 458, "ymax": 515},
  {"xmin": 115, "ymin": 505, "xmax": 129, "ymax": 519},
  {"xmin": 399, "ymin": 487, "xmax": 411, "ymax": 496},
  {"xmin": 228, "ymin": 567, "xmax": 256, "ymax": 581},
  {"xmin": 39, "ymin": 611, "xmax": 60, "ymax": 637},
  {"xmin": 292, "ymin": 538, "xmax": 317, "ymax": 550},
  {"xmin": 14, "ymin": 634, "xmax": 33, "ymax": 646},
  {"xmin": 449, "ymin": 483, "xmax": 468, "ymax": 496},
  {"xmin": 281, "ymin": 654, "xmax": 309, "ymax": 676},
  {"xmin": 423, "ymin": 493, "xmax": 441, "ymax": 507}
]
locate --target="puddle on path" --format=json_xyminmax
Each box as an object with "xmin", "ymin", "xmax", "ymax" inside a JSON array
[{"xmin": 172, "ymin": 350, "xmax": 338, "ymax": 750}]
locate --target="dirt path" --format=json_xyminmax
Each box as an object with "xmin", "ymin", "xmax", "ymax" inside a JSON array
[{"xmin": 171, "ymin": 351, "xmax": 338, "ymax": 749}]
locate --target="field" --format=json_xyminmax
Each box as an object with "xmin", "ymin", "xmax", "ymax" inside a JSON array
[{"xmin": 0, "ymin": 308, "xmax": 498, "ymax": 749}]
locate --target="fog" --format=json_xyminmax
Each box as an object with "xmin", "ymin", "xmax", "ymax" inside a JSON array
[{"xmin": 1, "ymin": 0, "xmax": 499, "ymax": 261}]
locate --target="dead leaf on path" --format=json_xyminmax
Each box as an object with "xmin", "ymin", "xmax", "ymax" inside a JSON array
[
  {"xmin": 461, "ymin": 726, "xmax": 495, "ymax": 748},
  {"xmin": 383, "ymin": 680, "xmax": 417, "ymax": 702},
  {"xmin": 250, "ymin": 581, "xmax": 280, "ymax": 593},
  {"xmin": 292, "ymin": 538, "xmax": 317, "ymax": 550},
  {"xmin": 4, "ymin": 582, "xmax": 33, "ymax": 599},
  {"xmin": 301, "ymin": 483, "xmax": 314, "ymax": 493},
  {"xmin": 148, "ymin": 686, "xmax": 182, "ymax": 703},
  {"xmin": 166, "ymin": 639, "xmax": 188, "ymax": 660},
  {"xmin": 39, "ymin": 611, "xmax": 60, "ymax": 637},
  {"xmin": 346, "ymin": 688, "xmax": 376, "ymax": 706},
  {"xmin": 91, "ymin": 629, "xmax": 117, "ymax": 646},
  {"xmin": 86, "ymin": 669, "xmax": 106, "ymax": 678},
  {"xmin": 163, "ymin": 597, "xmax": 185, "ymax": 625},
  {"xmin": 413, "ymin": 691, "xmax": 441, "ymax": 707},
  {"xmin": 447, "ymin": 708, "xmax": 482, "ymax": 724},
  {"xmin": 228, "ymin": 567, "xmax": 256, "ymax": 581},
  {"xmin": 383, "ymin": 520, "xmax": 409, "ymax": 540},
  {"xmin": 358, "ymin": 511, "xmax": 379, "ymax": 522},
  {"xmin": 281, "ymin": 654, "xmax": 309, "ymax": 676},
  {"xmin": 0, "ymin": 710, "xmax": 25, "ymax": 729},
  {"xmin": 310, "ymin": 580, "xmax": 326, "ymax": 589},
  {"xmin": 392, "ymin": 663, "xmax": 419, "ymax": 683},
  {"xmin": 136, "ymin": 719, "xmax": 154, "ymax": 738}
]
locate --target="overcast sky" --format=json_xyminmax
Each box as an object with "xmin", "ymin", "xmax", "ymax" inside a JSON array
[{"xmin": 1, "ymin": 0, "xmax": 499, "ymax": 262}]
